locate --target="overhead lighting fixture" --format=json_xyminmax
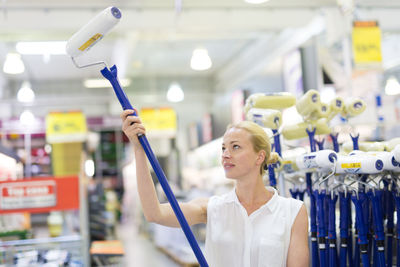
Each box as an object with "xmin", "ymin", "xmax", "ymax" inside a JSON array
[
  {"xmin": 83, "ymin": 78, "xmax": 131, "ymax": 88},
  {"xmin": 244, "ymin": 0, "xmax": 270, "ymax": 4},
  {"xmin": 17, "ymin": 82, "xmax": 35, "ymax": 103},
  {"xmin": 167, "ymin": 82, "xmax": 184, "ymax": 102},
  {"xmin": 85, "ymin": 159, "xmax": 95, "ymax": 177},
  {"xmin": 3, "ymin": 53, "xmax": 25, "ymax": 74},
  {"xmin": 190, "ymin": 48, "xmax": 212, "ymax": 71},
  {"xmin": 385, "ymin": 76, "xmax": 400, "ymax": 95},
  {"xmin": 16, "ymin": 41, "xmax": 67, "ymax": 55},
  {"xmin": 19, "ymin": 110, "xmax": 35, "ymax": 126}
]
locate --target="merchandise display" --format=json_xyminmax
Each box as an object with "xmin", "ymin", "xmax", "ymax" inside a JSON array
[{"xmin": 253, "ymin": 88, "xmax": 400, "ymax": 267}]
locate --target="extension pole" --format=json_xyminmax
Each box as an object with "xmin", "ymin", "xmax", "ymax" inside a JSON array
[{"xmin": 101, "ymin": 65, "xmax": 208, "ymax": 267}]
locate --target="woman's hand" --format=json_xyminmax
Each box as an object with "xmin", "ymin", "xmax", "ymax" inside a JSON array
[{"xmin": 120, "ymin": 109, "xmax": 146, "ymax": 150}]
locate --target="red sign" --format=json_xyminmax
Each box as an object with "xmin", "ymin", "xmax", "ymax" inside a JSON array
[{"xmin": 0, "ymin": 176, "xmax": 79, "ymax": 214}]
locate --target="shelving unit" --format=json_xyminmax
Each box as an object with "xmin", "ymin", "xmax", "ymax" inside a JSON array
[{"xmin": 0, "ymin": 175, "xmax": 90, "ymax": 266}]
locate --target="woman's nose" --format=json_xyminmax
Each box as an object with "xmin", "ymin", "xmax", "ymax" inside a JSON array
[{"xmin": 222, "ymin": 149, "xmax": 231, "ymax": 158}]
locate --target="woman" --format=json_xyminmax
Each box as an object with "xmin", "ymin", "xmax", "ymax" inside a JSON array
[{"xmin": 121, "ymin": 109, "xmax": 309, "ymax": 267}]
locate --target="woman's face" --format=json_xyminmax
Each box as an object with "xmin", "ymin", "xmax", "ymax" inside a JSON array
[{"xmin": 221, "ymin": 127, "xmax": 262, "ymax": 179}]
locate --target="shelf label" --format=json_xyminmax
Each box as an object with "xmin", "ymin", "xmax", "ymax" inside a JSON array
[
  {"xmin": 140, "ymin": 107, "xmax": 177, "ymax": 137},
  {"xmin": 46, "ymin": 111, "xmax": 87, "ymax": 144},
  {"xmin": 0, "ymin": 176, "xmax": 79, "ymax": 214},
  {"xmin": 1, "ymin": 180, "xmax": 56, "ymax": 210},
  {"xmin": 352, "ymin": 21, "xmax": 382, "ymax": 66}
]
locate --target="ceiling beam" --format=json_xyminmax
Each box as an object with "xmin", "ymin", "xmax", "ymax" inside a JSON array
[{"xmin": 216, "ymin": 15, "xmax": 326, "ymax": 92}]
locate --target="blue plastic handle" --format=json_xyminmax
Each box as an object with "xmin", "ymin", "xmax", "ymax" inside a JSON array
[{"xmin": 101, "ymin": 65, "xmax": 209, "ymax": 267}]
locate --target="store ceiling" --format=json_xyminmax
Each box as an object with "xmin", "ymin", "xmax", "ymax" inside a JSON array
[{"xmin": 0, "ymin": 0, "xmax": 400, "ymax": 91}]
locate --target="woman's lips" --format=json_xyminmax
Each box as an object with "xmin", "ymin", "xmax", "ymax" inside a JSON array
[{"xmin": 223, "ymin": 163, "xmax": 235, "ymax": 169}]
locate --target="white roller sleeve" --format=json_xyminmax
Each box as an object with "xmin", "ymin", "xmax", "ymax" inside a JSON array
[
  {"xmin": 246, "ymin": 108, "xmax": 282, "ymax": 129},
  {"xmin": 66, "ymin": 7, "xmax": 121, "ymax": 57},
  {"xmin": 366, "ymin": 151, "xmax": 399, "ymax": 171},
  {"xmin": 393, "ymin": 144, "xmax": 400, "ymax": 163},
  {"xmin": 279, "ymin": 157, "xmax": 299, "ymax": 173},
  {"xmin": 336, "ymin": 154, "xmax": 384, "ymax": 174},
  {"xmin": 296, "ymin": 150, "xmax": 337, "ymax": 171}
]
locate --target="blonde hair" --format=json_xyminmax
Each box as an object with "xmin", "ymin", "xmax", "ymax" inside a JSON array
[{"xmin": 226, "ymin": 121, "xmax": 279, "ymax": 174}]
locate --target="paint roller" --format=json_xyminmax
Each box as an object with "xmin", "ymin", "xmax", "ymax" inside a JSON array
[
  {"xmin": 393, "ymin": 144, "xmax": 400, "ymax": 163},
  {"xmin": 295, "ymin": 150, "xmax": 337, "ymax": 172},
  {"xmin": 386, "ymin": 137, "xmax": 400, "ymax": 151},
  {"xmin": 295, "ymin": 89, "xmax": 321, "ymax": 120},
  {"xmin": 367, "ymin": 151, "xmax": 399, "ymax": 171},
  {"xmin": 281, "ymin": 118, "xmax": 331, "ymax": 140},
  {"xmin": 246, "ymin": 108, "xmax": 282, "ymax": 129},
  {"xmin": 309, "ymin": 102, "xmax": 331, "ymax": 120},
  {"xmin": 335, "ymin": 154, "xmax": 384, "ymax": 174},
  {"xmin": 65, "ymin": 7, "xmax": 208, "ymax": 267},
  {"xmin": 327, "ymin": 97, "xmax": 344, "ymax": 121},
  {"xmin": 342, "ymin": 141, "xmax": 386, "ymax": 154},
  {"xmin": 244, "ymin": 92, "xmax": 296, "ymax": 114},
  {"xmin": 349, "ymin": 150, "xmax": 399, "ymax": 171},
  {"xmin": 279, "ymin": 157, "xmax": 300, "ymax": 173},
  {"xmin": 341, "ymin": 98, "xmax": 366, "ymax": 118}
]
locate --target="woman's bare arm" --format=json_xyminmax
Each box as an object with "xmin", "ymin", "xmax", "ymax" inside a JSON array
[
  {"xmin": 287, "ymin": 204, "xmax": 309, "ymax": 267},
  {"xmin": 122, "ymin": 109, "xmax": 208, "ymax": 227}
]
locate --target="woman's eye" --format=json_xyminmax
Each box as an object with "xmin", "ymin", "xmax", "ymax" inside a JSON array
[
  {"xmin": 233, "ymin": 145, "xmax": 240, "ymax": 149},
  {"xmin": 222, "ymin": 147, "xmax": 226, "ymax": 152}
]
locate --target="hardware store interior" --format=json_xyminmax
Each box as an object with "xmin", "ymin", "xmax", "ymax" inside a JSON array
[{"xmin": 1, "ymin": 0, "xmax": 400, "ymax": 266}]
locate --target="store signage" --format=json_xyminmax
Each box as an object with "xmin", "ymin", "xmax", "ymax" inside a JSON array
[
  {"xmin": 0, "ymin": 180, "xmax": 56, "ymax": 210},
  {"xmin": 0, "ymin": 176, "xmax": 79, "ymax": 214},
  {"xmin": 140, "ymin": 107, "xmax": 177, "ymax": 137},
  {"xmin": 46, "ymin": 111, "xmax": 87, "ymax": 143},
  {"xmin": 352, "ymin": 21, "xmax": 382, "ymax": 66}
]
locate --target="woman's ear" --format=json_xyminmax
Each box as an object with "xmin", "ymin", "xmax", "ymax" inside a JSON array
[{"xmin": 257, "ymin": 150, "xmax": 266, "ymax": 165}]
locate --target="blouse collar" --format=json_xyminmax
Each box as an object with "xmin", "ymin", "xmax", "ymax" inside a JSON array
[{"xmin": 227, "ymin": 186, "xmax": 279, "ymax": 213}]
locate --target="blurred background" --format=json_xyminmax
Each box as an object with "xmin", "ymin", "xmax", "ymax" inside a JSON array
[{"xmin": 1, "ymin": 0, "xmax": 400, "ymax": 266}]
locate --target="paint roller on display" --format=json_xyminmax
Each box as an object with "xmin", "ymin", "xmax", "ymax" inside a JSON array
[
  {"xmin": 65, "ymin": 7, "xmax": 208, "ymax": 267},
  {"xmin": 244, "ymin": 92, "xmax": 296, "ymax": 187}
]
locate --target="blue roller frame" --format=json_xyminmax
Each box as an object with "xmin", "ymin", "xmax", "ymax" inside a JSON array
[
  {"xmin": 101, "ymin": 65, "xmax": 209, "ymax": 267},
  {"xmin": 306, "ymin": 128, "xmax": 319, "ymax": 267},
  {"xmin": 352, "ymin": 192, "xmax": 370, "ymax": 267}
]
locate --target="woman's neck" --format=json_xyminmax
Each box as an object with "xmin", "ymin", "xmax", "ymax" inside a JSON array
[{"xmin": 235, "ymin": 174, "xmax": 270, "ymax": 207}]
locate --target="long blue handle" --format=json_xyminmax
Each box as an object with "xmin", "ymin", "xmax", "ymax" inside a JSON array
[
  {"xmin": 367, "ymin": 190, "xmax": 385, "ymax": 267},
  {"xmin": 306, "ymin": 128, "xmax": 319, "ymax": 267},
  {"xmin": 316, "ymin": 190, "xmax": 327, "ymax": 267},
  {"xmin": 327, "ymin": 193, "xmax": 338, "ymax": 267},
  {"xmin": 339, "ymin": 192, "xmax": 349, "ymax": 267},
  {"xmin": 101, "ymin": 65, "xmax": 209, "ymax": 267},
  {"xmin": 352, "ymin": 193, "xmax": 370, "ymax": 267}
]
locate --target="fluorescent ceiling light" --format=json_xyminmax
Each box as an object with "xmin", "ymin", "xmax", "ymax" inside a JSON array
[
  {"xmin": 385, "ymin": 77, "xmax": 400, "ymax": 95},
  {"xmin": 84, "ymin": 78, "xmax": 131, "ymax": 88},
  {"xmin": 167, "ymin": 82, "xmax": 184, "ymax": 102},
  {"xmin": 244, "ymin": 0, "xmax": 270, "ymax": 3},
  {"xmin": 17, "ymin": 81, "xmax": 35, "ymax": 103},
  {"xmin": 85, "ymin": 159, "xmax": 95, "ymax": 177},
  {"xmin": 190, "ymin": 48, "xmax": 212, "ymax": 71},
  {"xmin": 19, "ymin": 110, "xmax": 35, "ymax": 126},
  {"xmin": 16, "ymin": 41, "xmax": 67, "ymax": 55},
  {"xmin": 3, "ymin": 53, "xmax": 25, "ymax": 74}
]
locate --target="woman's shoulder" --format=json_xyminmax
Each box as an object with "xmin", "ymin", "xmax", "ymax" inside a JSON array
[
  {"xmin": 275, "ymin": 192, "xmax": 304, "ymax": 211},
  {"xmin": 208, "ymin": 189, "xmax": 236, "ymax": 207}
]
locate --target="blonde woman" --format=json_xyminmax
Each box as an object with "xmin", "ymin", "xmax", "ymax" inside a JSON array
[{"xmin": 121, "ymin": 109, "xmax": 309, "ymax": 267}]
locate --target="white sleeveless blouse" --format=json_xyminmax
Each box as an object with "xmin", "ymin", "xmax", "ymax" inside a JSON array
[{"xmin": 205, "ymin": 187, "xmax": 303, "ymax": 267}]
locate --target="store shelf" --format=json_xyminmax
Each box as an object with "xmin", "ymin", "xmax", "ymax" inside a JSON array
[{"xmin": 0, "ymin": 234, "xmax": 81, "ymax": 247}]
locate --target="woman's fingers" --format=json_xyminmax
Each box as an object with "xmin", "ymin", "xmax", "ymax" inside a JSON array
[{"xmin": 121, "ymin": 110, "xmax": 146, "ymax": 140}]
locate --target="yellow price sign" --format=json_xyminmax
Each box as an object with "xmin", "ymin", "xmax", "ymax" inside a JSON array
[
  {"xmin": 46, "ymin": 111, "xmax": 87, "ymax": 144},
  {"xmin": 341, "ymin": 162, "xmax": 361, "ymax": 169},
  {"xmin": 140, "ymin": 107, "xmax": 177, "ymax": 132},
  {"xmin": 352, "ymin": 21, "xmax": 382, "ymax": 65}
]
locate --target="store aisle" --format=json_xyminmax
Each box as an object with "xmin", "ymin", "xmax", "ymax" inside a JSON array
[{"xmin": 117, "ymin": 223, "xmax": 180, "ymax": 267}]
